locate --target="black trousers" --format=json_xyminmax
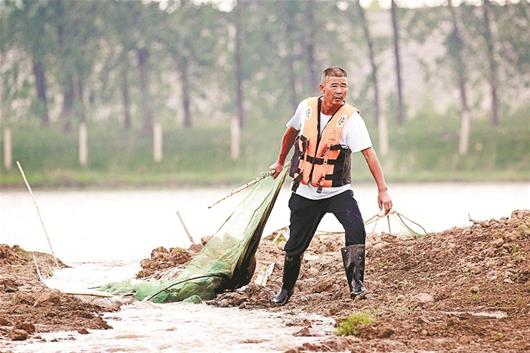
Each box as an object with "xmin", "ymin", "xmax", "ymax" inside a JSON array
[{"xmin": 284, "ymin": 190, "xmax": 366, "ymax": 257}]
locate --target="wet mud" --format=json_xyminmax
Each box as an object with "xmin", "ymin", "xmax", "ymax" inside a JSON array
[
  {"xmin": 0, "ymin": 245, "xmax": 118, "ymax": 343},
  {"xmin": 2, "ymin": 209, "xmax": 528, "ymax": 352},
  {"xmin": 209, "ymin": 209, "xmax": 530, "ymax": 352}
]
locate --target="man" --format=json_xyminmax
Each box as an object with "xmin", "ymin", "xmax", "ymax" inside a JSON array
[{"xmin": 269, "ymin": 66, "xmax": 392, "ymax": 306}]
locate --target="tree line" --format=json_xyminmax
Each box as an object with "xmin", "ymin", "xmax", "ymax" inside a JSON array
[{"xmin": 1, "ymin": 0, "xmax": 528, "ymax": 155}]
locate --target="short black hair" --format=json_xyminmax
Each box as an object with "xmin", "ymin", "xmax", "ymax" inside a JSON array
[{"xmin": 321, "ymin": 67, "xmax": 347, "ymax": 83}]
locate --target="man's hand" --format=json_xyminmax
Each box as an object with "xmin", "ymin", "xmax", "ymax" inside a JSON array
[
  {"xmin": 378, "ymin": 189, "xmax": 392, "ymax": 215},
  {"xmin": 269, "ymin": 161, "xmax": 284, "ymax": 179}
]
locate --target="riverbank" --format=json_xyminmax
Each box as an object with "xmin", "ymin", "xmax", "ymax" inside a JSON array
[
  {"xmin": 208, "ymin": 209, "xmax": 529, "ymax": 352},
  {"xmin": 0, "ymin": 245, "xmax": 119, "ymax": 342},
  {"xmin": 128, "ymin": 209, "xmax": 530, "ymax": 352},
  {"xmin": 1, "ymin": 210, "xmax": 528, "ymax": 352}
]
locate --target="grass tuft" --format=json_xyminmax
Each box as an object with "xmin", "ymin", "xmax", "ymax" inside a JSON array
[{"xmin": 335, "ymin": 311, "xmax": 376, "ymax": 336}]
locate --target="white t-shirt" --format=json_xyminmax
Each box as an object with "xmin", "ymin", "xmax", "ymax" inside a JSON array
[{"xmin": 286, "ymin": 99, "xmax": 373, "ymax": 200}]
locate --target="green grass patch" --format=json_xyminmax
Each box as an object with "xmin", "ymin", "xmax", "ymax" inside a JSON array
[
  {"xmin": 335, "ymin": 311, "xmax": 376, "ymax": 336},
  {"xmin": 1, "ymin": 105, "xmax": 528, "ymax": 188}
]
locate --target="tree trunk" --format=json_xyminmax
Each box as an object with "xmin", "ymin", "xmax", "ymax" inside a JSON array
[
  {"xmin": 137, "ymin": 47, "xmax": 153, "ymax": 135},
  {"xmin": 61, "ymin": 75, "xmax": 75, "ymax": 133},
  {"xmin": 448, "ymin": 0, "xmax": 471, "ymax": 155},
  {"xmin": 31, "ymin": 56, "xmax": 49, "ymax": 127},
  {"xmin": 287, "ymin": 55, "xmax": 298, "ymax": 111},
  {"xmin": 234, "ymin": 0, "xmax": 244, "ymax": 129},
  {"xmin": 357, "ymin": 2, "xmax": 387, "ymax": 155},
  {"xmin": 482, "ymin": 0, "xmax": 499, "ymax": 126},
  {"xmin": 390, "ymin": 0, "xmax": 405, "ymax": 125},
  {"xmin": 180, "ymin": 58, "xmax": 192, "ymax": 128},
  {"xmin": 76, "ymin": 76, "xmax": 86, "ymax": 123},
  {"xmin": 120, "ymin": 63, "xmax": 132, "ymax": 129},
  {"xmin": 304, "ymin": 0, "xmax": 318, "ymax": 93},
  {"xmin": 285, "ymin": 14, "xmax": 298, "ymax": 110},
  {"xmin": 55, "ymin": 0, "xmax": 73, "ymax": 133}
]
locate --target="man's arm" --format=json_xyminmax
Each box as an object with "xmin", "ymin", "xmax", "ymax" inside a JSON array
[
  {"xmin": 269, "ymin": 127, "xmax": 299, "ymax": 178},
  {"xmin": 361, "ymin": 147, "xmax": 393, "ymax": 214}
]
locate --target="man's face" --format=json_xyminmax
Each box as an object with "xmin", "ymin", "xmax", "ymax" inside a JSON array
[{"xmin": 320, "ymin": 76, "xmax": 348, "ymax": 106}]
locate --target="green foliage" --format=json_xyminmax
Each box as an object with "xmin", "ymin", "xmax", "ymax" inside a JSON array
[{"xmin": 335, "ymin": 311, "xmax": 376, "ymax": 336}]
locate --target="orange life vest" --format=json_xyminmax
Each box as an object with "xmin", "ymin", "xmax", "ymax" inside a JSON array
[{"xmin": 289, "ymin": 97, "xmax": 358, "ymax": 193}]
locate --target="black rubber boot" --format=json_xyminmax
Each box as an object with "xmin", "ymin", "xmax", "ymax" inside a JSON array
[
  {"xmin": 341, "ymin": 244, "xmax": 367, "ymax": 300},
  {"xmin": 271, "ymin": 254, "xmax": 303, "ymax": 306}
]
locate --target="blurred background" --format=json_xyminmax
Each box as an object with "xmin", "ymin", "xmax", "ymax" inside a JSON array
[{"xmin": 0, "ymin": 0, "xmax": 529, "ymax": 187}]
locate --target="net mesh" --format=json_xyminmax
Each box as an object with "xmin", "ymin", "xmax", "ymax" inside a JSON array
[{"xmin": 99, "ymin": 166, "xmax": 288, "ymax": 303}]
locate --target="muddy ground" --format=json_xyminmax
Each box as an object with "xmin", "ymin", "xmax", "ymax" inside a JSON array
[
  {"xmin": 207, "ymin": 209, "xmax": 529, "ymax": 353},
  {"xmin": 1, "ymin": 209, "xmax": 528, "ymax": 352},
  {"xmin": 0, "ymin": 245, "xmax": 119, "ymax": 343}
]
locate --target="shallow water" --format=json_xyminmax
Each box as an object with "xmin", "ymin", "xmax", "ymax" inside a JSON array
[
  {"xmin": 2, "ymin": 262, "xmax": 334, "ymax": 353},
  {"xmin": 5, "ymin": 302, "xmax": 333, "ymax": 353},
  {"xmin": 5, "ymin": 301, "xmax": 333, "ymax": 353}
]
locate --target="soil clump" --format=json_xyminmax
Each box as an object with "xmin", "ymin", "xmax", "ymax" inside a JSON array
[
  {"xmin": 136, "ymin": 243, "xmax": 203, "ymax": 279},
  {"xmin": 209, "ymin": 209, "xmax": 530, "ymax": 352},
  {"xmin": 0, "ymin": 245, "xmax": 118, "ymax": 343}
]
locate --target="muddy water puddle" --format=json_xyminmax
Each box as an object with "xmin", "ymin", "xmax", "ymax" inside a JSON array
[
  {"xmin": 7, "ymin": 302, "xmax": 333, "ymax": 353},
  {"xmin": 3, "ymin": 262, "xmax": 334, "ymax": 353}
]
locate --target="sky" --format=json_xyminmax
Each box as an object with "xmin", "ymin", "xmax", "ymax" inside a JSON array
[{"xmin": 191, "ymin": 0, "xmax": 524, "ymax": 12}]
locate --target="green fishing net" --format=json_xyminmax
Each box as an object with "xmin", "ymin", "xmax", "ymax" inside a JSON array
[{"xmin": 99, "ymin": 166, "xmax": 288, "ymax": 303}]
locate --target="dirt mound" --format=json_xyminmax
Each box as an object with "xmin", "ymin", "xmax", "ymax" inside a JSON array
[
  {"xmin": 210, "ymin": 209, "xmax": 530, "ymax": 352},
  {"xmin": 0, "ymin": 244, "xmax": 117, "ymax": 342},
  {"xmin": 136, "ymin": 243, "xmax": 204, "ymax": 279}
]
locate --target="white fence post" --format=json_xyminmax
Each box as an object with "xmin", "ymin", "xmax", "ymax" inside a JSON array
[
  {"xmin": 153, "ymin": 122, "xmax": 162, "ymax": 162},
  {"xmin": 79, "ymin": 122, "xmax": 88, "ymax": 166},
  {"xmin": 3, "ymin": 127, "xmax": 12, "ymax": 170},
  {"xmin": 230, "ymin": 118, "xmax": 240, "ymax": 160}
]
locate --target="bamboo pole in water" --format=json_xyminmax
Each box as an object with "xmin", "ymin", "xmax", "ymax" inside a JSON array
[
  {"xmin": 176, "ymin": 210, "xmax": 195, "ymax": 245},
  {"xmin": 16, "ymin": 161, "xmax": 59, "ymax": 267}
]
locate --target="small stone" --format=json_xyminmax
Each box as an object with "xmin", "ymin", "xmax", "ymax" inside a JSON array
[
  {"xmin": 0, "ymin": 317, "xmax": 11, "ymax": 326},
  {"xmin": 421, "ymin": 329, "xmax": 428, "ymax": 336},
  {"xmin": 458, "ymin": 335, "xmax": 472, "ymax": 344},
  {"xmin": 372, "ymin": 243, "xmax": 386, "ymax": 250},
  {"xmin": 377, "ymin": 327, "xmax": 395, "ymax": 338},
  {"xmin": 77, "ymin": 328, "xmax": 89, "ymax": 334},
  {"xmin": 2, "ymin": 279, "xmax": 19, "ymax": 292},
  {"xmin": 415, "ymin": 293, "xmax": 434, "ymax": 303},
  {"xmin": 491, "ymin": 238, "xmax": 504, "ymax": 247},
  {"xmin": 504, "ymin": 278, "xmax": 514, "ymax": 284},
  {"xmin": 293, "ymin": 327, "xmax": 313, "ymax": 337},
  {"xmin": 470, "ymin": 286, "xmax": 479, "ymax": 294},
  {"xmin": 217, "ymin": 299, "xmax": 229, "ymax": 307},
  {"xmin": 34, "ymin": 290, "xmax": 61, "ymax": 307},
  {"xmin": 12, "ymin": 292, "xmax": 34, "ymax": 305},
  {"xmin": 396, "ymin": 294, "xmax": 405, "ymax": 301},
  {"xmin": 9, "ymin": 329, "xmax": 28, "ymax": 341},
  {"xmin": 15, "ymin": 322, "xmax": 35, "ymax": 334}
]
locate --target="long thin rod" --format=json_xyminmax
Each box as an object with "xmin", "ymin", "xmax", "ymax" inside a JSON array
[
  {"xmin": 208, "ymin": 170, "xmax": 274, "ymax": 209},
  {"xmin": 16, "ymin": 161, "xmax": 59, "ymax": 267},
  {"xmin": 176, "ymin": 210, "xmax": 195, "ymax": 244},
  {"xmin": 32, "ymin": 254, "xmax": 43, "ymax": 282}
]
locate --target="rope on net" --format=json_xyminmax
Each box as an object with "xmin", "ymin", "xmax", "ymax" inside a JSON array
[{"xmin": 364, "ymin": 209, "xmax": 428, "ymax": 237}]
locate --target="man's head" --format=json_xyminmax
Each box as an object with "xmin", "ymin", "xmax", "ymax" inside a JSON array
[{"xmin": 320, "ymin": 67, "xmax": 348, "ymax": 107}]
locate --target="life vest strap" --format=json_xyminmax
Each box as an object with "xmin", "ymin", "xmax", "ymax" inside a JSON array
[{"xmin": 305, "ymin": 155, "xmax": 339, "ymax": 165}]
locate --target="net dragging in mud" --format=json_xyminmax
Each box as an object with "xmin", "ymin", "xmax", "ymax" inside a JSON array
[{"xmin": 99, "ymin": 167, "xmax": 289, "ymax": 303}]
